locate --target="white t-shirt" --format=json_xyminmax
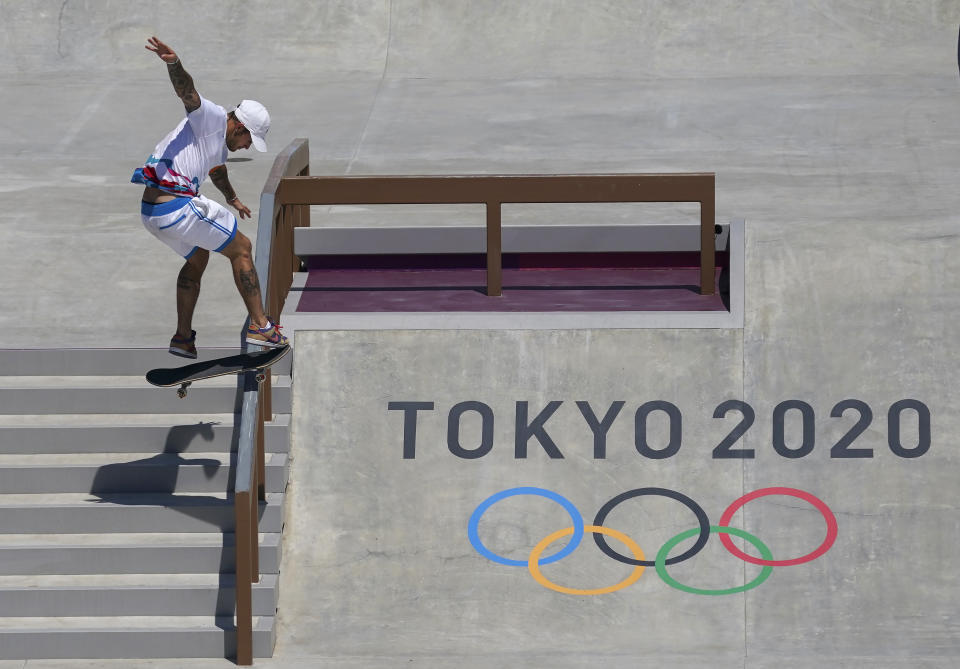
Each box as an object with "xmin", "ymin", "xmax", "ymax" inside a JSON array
[{"xmin": 131, "ymin": 96, "xmax": 229, "ymax": 197}]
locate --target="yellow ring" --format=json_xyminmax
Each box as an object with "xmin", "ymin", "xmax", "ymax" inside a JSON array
[{"xmin": 528, "ymin": 525, "xmax": 646, "ymax": 596}]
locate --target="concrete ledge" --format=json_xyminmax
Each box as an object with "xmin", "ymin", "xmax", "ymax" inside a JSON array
[{"xmin": 284, "ymin": 308, "xmax": 742, "ymax": 334}]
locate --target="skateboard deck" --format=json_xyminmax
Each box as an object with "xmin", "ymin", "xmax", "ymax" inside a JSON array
[{"xmin": 146, "ymin": 346, "xmax": 290, "ymax": 398}]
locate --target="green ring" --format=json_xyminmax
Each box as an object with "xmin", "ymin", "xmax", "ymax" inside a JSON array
[{"xmin": 655, "ymin": 525, "xmax": 775, "ymax": 596}]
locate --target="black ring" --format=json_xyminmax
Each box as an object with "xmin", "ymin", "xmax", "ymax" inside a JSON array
[{"xmin": 592, "ymin": 487, "xmax": 711, "ymax": 566}]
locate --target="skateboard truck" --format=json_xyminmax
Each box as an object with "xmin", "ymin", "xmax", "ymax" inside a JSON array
[{"xmin": 174, "ymin": 371, "xmax": 267, "ymax": 399}]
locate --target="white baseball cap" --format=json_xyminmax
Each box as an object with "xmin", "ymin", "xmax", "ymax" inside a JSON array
[{"xmin": 234, "ymin": 100, "xmax": 270, "ymax": 152}]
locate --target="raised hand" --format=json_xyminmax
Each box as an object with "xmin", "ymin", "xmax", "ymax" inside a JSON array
[
  {"xmin": 147, "ymin": 36, "xmax": 199, "ymax": 112},
  {"xmin": 145, "ymin": 36, "xmax": 178, "ymax": 64}
]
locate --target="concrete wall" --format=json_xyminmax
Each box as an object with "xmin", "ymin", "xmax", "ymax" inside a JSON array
[
  {"xmin": 2, "ymin": 0, "xmax": 956, "ymax": 78},
  {"xmin": 288, "ymin": 329, "xmax": 751, "ymax": 665},
  {"xmin": 285, "ymin": 318, "xmax": 958, "ymax": 666}
]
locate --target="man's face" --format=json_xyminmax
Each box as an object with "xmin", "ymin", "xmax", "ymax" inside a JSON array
[{"xmin": 226, "ymin": 122, "xmax": 252, "ymax": 152}]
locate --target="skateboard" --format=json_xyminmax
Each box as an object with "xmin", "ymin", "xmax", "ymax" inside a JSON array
[{"xmin": 146, "ymin": 346, "xmax": 290, "ymax": 398}]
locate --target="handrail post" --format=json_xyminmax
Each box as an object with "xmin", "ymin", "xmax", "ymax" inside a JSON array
[
  {"xmin": 486, "ymin": 201, "xmax": 502, "ymax": 297},
  {"xmin": 700, "ymin": 177, "xmax": 716, "ymax": 295},
  {"xmin": 257, "ymin": 397, "xmax": 267, "ymax": 503},
  {"xmin": 252, "ymin": 404, "xmax": 262, "ymax": 577},
  {"xmin": 234, "ymin": 487, "xmax": 253, "ymax": 665},
  {"xmin": 251, "ymin": 494, "xmax": 260, "ymax": 582}
]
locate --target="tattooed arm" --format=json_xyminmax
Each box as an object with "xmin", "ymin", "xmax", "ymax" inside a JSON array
[
  {"xmin": 145, "ymin": 36, "xmax": 201, "ymax": 113},
  {"xmin": 209, "ymin": 165, "xmax": 252, "ymax": 219}
]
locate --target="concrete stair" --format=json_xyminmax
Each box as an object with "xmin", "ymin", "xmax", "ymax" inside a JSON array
[
  {"xmin": 0, "ymin": 533, "xmax": 282, "ymax": 575},
  {"xmin": 0, "ymin": 574, "xmax": 279, "ymax": 616},
  {"xmin": 0, "ymin": 616, "xmax": 275, "ymax": 660},
  {"xmin": 0, "ymin": 413, "xmax": 290, "ymax": 453},
  {"xmin": 0, "ymin": 348, "xmax": 291, "ymax": 660},
  {"xmin": 0, "ymin": 375, "xmax": 292, "ymax": 414},
  {"xmin": 0, "ymin": 452, "xmax": 289, "ymax": 493}
]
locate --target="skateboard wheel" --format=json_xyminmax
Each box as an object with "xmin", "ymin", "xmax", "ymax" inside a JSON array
[
  {"xmin": 177, "ymin": 388, "xmax": 188, "ymax": 399},
  {"xmin": 255, "ymin": 372, "xmax": 266, "ymax": 383}
]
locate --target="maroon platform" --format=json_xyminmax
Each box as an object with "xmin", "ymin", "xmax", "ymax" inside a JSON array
[{"xmin": 295, "ymin": 253, "xmax": 728, "ymax": 313}]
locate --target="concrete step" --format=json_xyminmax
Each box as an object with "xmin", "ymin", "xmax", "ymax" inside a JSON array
[
  {"xmin": 0, "ymin": 348, "xmax": 292, "ymax": 377},
  {"xmin": 0, "ymin": 573, "xmax": 278, "ymax": 617},
  {"xmin": 0, "ymin": 532, "xmax": 282, "ymax": 575},
  {"xmin": 0, "ymin": 615, "xmax": 275, "ymax": 659},
  {"xmin": 0, "ymin": 452, "xmax": 289, "ymax": 494},
  {"xmin": 0, "ymin": 413, "xmax": 291, "ymax": 454},
  {"xmin": 0, "ymin": 344, "xmax": 291, "ymax": 662},
  {"xmin": 0, "ymin": 492, "xmax": 284, "ymax": 534},
  {"xmin": 0, "ymin": 375, "xmax": 292, "ymax": 414}
]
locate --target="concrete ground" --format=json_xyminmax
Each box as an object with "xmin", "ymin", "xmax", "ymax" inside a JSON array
[
  {"xmin": 2, "ymin": 1, "xmax": 960, "ymax": 667},
  {"xmin": 3, "ymin": 0, "xmax": 958, "ymax": 349}
]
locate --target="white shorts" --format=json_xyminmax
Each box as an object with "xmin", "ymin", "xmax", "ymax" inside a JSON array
[{"xmin": 140, "ymin": 194, "xmax": 238, "ymax": 259}]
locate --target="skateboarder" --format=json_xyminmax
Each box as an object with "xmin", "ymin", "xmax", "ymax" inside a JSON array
[{"xmin": 133, "ymin": 36, "xmax": 287, "ymax": 358}]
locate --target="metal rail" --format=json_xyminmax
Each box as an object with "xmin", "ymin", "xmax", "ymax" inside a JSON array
[
  {"xmin": 258, "ymin": 140, "xmax": 311, "ymax": 330},
  {"xmin": 233, "ymin": 373, "xmax": 260, "ymax": 665},
  {"xmin": 232, "ymin": 138, "xmax": 310, "ymax": 666},
  {"xmin": 275, "ymin": 172, "xmax": 716, "ymax": 295}
]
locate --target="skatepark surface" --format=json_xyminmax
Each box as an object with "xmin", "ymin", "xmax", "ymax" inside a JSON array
[
  {"xmin": 2, "ymin": 1, "xmax": 960, "ymax": 667},
  {"xmin": 3, "ymin": 0, "xmax": 958, "ymax": 349}
]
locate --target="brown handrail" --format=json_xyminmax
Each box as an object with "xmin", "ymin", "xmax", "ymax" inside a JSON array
[
  {"xmin": 259, "ymin": 143, "xmax": 311, "ymax": 326},
  {"xmin": 233, "ymin": 373, "xmax": 261, "ymax": 666},
  {"xmin": 275, "ymin": 173, "xmax": 716, "ymax": 295},
  {"xmin": 231, "ymin": 138, "xmax": 311, "ymax": 666}
]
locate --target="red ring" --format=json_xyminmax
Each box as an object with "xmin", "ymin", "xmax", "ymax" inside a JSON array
[{"xmin": 718, "ymin": 487, "xmax": 838, "ymax": 567}]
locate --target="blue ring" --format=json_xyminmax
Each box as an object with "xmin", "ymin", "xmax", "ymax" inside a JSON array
[{"xmin": 468, "ymin": 487, "xmax": 584, "ymax": 566}]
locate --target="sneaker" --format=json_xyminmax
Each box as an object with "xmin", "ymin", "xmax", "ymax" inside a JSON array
[
  {"xmin": 246, "ymin": 319, "xmax": 288, "ymax": 348},
  {"xmin": 169, "ymin": 330, "xmax": 197, "ymax": 359}
]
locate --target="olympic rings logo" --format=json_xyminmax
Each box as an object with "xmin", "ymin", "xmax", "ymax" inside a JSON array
[{"xmin": 468, "ymin": 486, "xmax": 838, "ymax": 596}]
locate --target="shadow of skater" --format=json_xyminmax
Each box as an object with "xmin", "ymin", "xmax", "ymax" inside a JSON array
[
  {"xmin": 89, "ymin": 419, "xmax": 266, "ymax": 662},
  {"xmin": 90, "ymin": 422, "xmax": 222, "ymax": 495}
]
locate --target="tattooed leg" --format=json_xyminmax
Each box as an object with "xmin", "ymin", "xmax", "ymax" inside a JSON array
[
  {"xmin": 219, "ymin": 232, "xmax": 269, "ymax": 328},
  {"xmin": 176, "ymin": 250, "xmax": 208, "ymax": 338}
]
